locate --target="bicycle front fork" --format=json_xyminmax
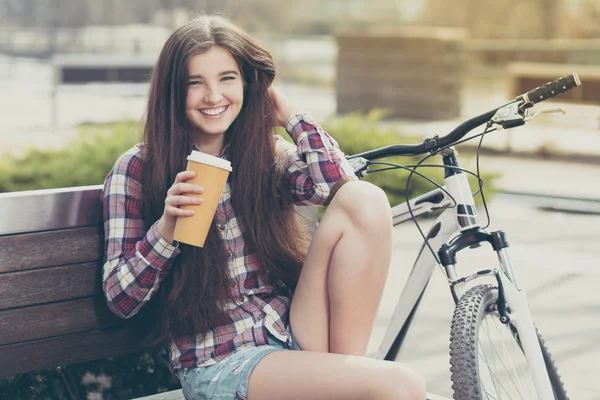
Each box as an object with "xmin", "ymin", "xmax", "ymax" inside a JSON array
[
  {"xmin": 438, "ymin": 228, "xmax": 514, "ymax": 302},
  {"xmin": 440, "ymin": 229, "xmax": 556, "ymax": 399}
]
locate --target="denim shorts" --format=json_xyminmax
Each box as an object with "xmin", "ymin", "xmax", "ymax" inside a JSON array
[{"xmin": 176, "ymin": 331, "xmax": 302, "ymax": 400}]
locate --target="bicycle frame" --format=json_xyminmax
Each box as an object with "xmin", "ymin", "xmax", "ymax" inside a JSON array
[{"xmin": 371, "ymin": 148, "xmax": 555, "ymax": 399}]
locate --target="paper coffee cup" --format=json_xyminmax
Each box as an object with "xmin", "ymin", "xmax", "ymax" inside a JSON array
[{"xmin": 173, "ymin": 151, "xmax": 232, "ymax": 247}]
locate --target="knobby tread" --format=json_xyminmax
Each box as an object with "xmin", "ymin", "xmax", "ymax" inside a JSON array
[
  {"xmin": 449, "ymin": 284, "xmax": 568, "ymax": 400},
  {"xmin": 449, "ymin": 284, "xmax": 493, "ymax": 399}
]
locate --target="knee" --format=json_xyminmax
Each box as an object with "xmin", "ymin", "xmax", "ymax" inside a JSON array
[
  {"xmin": 375, "ymin": 364, "xmax": 427, "ymax": 400},
  {"xmin": 330, "ymin": 181, "xmax": 391, "ymax": 228},
  {"xmin": 401, "ymin": 369, "xmax": 427, "ymax": 400}
]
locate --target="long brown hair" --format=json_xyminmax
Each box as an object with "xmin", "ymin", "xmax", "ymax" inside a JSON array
[{"xmin": 139, "ymin": 15, "xmax": 310, "ymax": 344}]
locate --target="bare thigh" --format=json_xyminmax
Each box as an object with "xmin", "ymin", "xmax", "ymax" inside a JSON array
[
  {"xmin": 247, "ymin": 350, "xmax": 424, "ymax": 400},
  {"xmin": 289, "ymin": 203, "xmax": 347, "ymax": 351}
]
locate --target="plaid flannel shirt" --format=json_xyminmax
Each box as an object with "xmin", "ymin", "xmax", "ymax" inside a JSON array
[{"xmin": 102, "ymin": 114, "xmax": 357, "ymax": 371}]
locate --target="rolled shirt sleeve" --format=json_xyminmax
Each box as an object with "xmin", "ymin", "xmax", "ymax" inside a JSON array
[
  {"xmin": 282, "ymin": 114, "xmax": 358, "ymax": 206},
  {"xmin": 101, "ymin": 145, "xmax": 180, "ymax": 319}
]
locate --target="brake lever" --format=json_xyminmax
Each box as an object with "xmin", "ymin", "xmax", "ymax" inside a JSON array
[
  {"xmin": 524, "ymin": 107, "xmax": 566, "ymax": 122},
  {"xmin": 491, "ymin": 102, "xmax": 526, "ymax": 129},
  {"xmin": 347, "ymin": 156, "xmax": 369, "ymax": 178},
  {"xmin": 491, "ymin": 101, "xmax": 567, "ymax": 129}
]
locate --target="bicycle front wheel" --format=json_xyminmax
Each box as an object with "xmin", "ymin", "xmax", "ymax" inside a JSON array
[{"xmin": 449, "ymin": 284, "xmax": 568, "ymax": 400}]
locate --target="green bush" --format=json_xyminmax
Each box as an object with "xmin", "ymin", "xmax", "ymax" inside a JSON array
[{"xmin": 0, "ymin": 121, "xmax": 141, "ymax": 193}]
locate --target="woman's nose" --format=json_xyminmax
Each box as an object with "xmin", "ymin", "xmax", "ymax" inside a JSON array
[{"xmin": 204, "ymin": 87, "xmax": 223, "ymax": 105}]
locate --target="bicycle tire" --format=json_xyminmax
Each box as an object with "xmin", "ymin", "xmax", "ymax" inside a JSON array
[{"xmin": 449, "ymin": 284, "xmax": 568, "ymax": 400}]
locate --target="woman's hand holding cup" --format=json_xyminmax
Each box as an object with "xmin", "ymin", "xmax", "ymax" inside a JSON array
[{"xmin": 158, "ymin": 170, "xmax": 204, "ymax": 244}]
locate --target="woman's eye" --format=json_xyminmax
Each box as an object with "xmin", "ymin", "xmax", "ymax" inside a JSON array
[
  {"xmin": 222, "ymin": 76, "xmax": 236, "ymax": 82},
  {"xmin": 189, "ymin": 81, "xmax": 202, "ymax": 86}
]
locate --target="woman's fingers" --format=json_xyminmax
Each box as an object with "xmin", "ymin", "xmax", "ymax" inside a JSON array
[
  {"xmin": 163, "ymin": 171, "xmax": 205, "ymax": 220},
  {"xmin": 167, "ymin": 182, "xmax": 204, "ymax": 196},
  {"xmin": 165, "ymin": 196, "xmax": 203, "ymax": 217},
  {"xmin": 165, "ymin": 205, "xmax": 195, "ymax": 217},
  {"xmin": 166, "ymin": 195, "xmax": 203, "ymax": 207},
  {"xmin": 174, "ymin": 170, "xmax": 196, "ymax": 183}
]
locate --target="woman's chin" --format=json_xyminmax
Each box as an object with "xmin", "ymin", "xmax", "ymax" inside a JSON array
[{"xmin": 193, "ymin": 123, "xmax": 229, "ymax": 137}]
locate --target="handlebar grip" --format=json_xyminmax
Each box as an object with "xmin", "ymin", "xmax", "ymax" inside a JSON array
[{"xmin": 520, "ymin": 73, "xmax": 581, "ymax": 105}]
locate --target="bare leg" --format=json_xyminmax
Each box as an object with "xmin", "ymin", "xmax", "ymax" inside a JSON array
[
  {"xmin": 249, "ymin": 181, "xmax": 426, "ymax": 399},
  {"xmin": 290, "ymin": 180, "xmax": 394, "ymax": 355},
  {"xmin": 248, "ymin": 350, "xmax": 426, "ymax": 400}
]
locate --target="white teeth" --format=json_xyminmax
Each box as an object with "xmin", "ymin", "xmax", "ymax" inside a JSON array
[{"xmin": 200, "ymin": 106, "xmax": 227, "ymax": 116}]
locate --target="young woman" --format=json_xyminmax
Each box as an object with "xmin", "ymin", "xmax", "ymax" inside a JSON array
[{"xmin": 102, "ymin": 15, "xmax": 426, "ymax": 400}]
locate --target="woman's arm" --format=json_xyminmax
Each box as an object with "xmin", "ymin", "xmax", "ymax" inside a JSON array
[
  {"xmin": 269, "ymin": 86, "xmax": 357, "ymax": 206},
  {"xmin": 102, "ymin": 147, "xmax": 180, "ymax": 319},
  {"xmin": 280, "ymin": 115, "xmax": 357, "ymax": 206}
]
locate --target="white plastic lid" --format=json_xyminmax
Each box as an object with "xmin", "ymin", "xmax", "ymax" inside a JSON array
[{"xmin": 187, "ymin": 150, "xmax": 232, "ymax": 171}]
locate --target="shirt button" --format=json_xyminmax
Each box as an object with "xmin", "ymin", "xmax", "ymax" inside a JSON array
[
  {"xmin": 218, "ymin": 224, "xmax": 226, "ymax": 231},
  {"xmin": 237, "ymin": 296, "xmax": 244, "ymax": 303},
  {"xmin": 230, "ymin": 281, "xmax": 236, "ymax": 288},
  {"xmin": 226, "ymin": 251, "xmax": 233, "ymax": 259}
]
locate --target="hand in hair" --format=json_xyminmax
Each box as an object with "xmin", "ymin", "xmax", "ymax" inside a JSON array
[
  {"xmin": 268, "ymin": 86, "xmax": 303, "ymax": 128},
  {"xmin": 158, "ymin": 170, "xmax": 204, "ymax": 244}
]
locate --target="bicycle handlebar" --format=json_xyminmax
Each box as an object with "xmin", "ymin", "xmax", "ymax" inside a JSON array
[
  {"xmin": 517, "ymin": 73, "xmax": 581, "ymax": 106},
  {"xmin": 348, "ymin": 73, "xmax": 582, "ymax": 161}
]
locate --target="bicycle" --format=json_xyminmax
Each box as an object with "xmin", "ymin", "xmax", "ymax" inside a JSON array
[{"xmin": 346, "ymin": 73, "xmax": 582, "ymax": 400}]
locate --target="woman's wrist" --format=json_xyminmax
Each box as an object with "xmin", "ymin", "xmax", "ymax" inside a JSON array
[
  {"xmin": 157, "ymin": 216, "xmax": 176, "ymax": 244},
  {"xmin": 282, "ymin": 111, "xmax": 303, "ymax": 128}
]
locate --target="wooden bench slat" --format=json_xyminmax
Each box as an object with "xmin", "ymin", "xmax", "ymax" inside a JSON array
[
  {"xmin": 0, "ymin": 262, "xmax": 99, "ymax": 310},
  {"xmin": 0, "ymin": 327, "xmax": 147, "ymax": 378},
  {"xmin": 0, "ymin": 226, "xmax": 103, "ymax": 273},
  {"xmin": 0, "ymin": 297, "xmax": 124, "ymax": 346}
]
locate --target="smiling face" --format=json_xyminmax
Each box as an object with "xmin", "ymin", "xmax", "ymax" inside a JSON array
[{"xmin": 185, "ymin": 46, "xmax": 244, "ymax": 151}]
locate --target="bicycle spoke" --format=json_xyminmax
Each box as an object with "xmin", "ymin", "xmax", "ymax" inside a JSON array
[
  {"xmin": 480, "ymin": 317, "xmax": 502, "ymax": 398},
  {"xmin": 479, "ymin": 315, "xmax": 528, "ymax": 399},
  {"xmin": 478, "ymin": 344, "xmax": 515, "ymax": 399},
  {"xmin": 477, "ymin": 345, "xmax": 497, "ymax": 399},
  {"xmin": 481, "ymin": 387, "xmax": 501, "ymax": 400},
  {"xmin": 508, "ymin": 326, "xmax": 536, "ymax": 399},
  {"xmin": 490, "ymin": 317, "xmax": 529, "ymax": 399},
  {"xmin": 479, "ymin": 324, "xmax": 510, "ymax": 398}
]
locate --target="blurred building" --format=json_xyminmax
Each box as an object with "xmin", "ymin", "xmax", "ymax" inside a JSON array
[
  {"xmin": 293, "ymin": 0, "xmax": 404, "ymax": 33},
  {"xmin": 423, "ymin": 0, "xmax": 600, "ymax": 39},
  {"xmin": 1, "ymin": 0, "xmax": 409, "ymax": 33}
]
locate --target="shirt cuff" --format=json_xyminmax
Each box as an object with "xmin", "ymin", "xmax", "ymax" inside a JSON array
[
  {"xmin": 143, "ymin": 221, "xmax": 181, "ymax": 267},
  {"xmin": 285, "ymin": 113, "xmax": 311, "ymax": 143}
]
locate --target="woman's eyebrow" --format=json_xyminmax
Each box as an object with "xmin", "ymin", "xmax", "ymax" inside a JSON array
[{"xmin": 188, "ymin": 71, "xmax": 239, "ymax": 80}]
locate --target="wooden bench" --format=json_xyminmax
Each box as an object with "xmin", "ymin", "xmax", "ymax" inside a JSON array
[
  {"xmin": 507, "ymin": 62, "xmax": 600, "ymax": 105},
  {"xmin": 0, "ymin": 185, "xmax": 317, "ymax": 399}
]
